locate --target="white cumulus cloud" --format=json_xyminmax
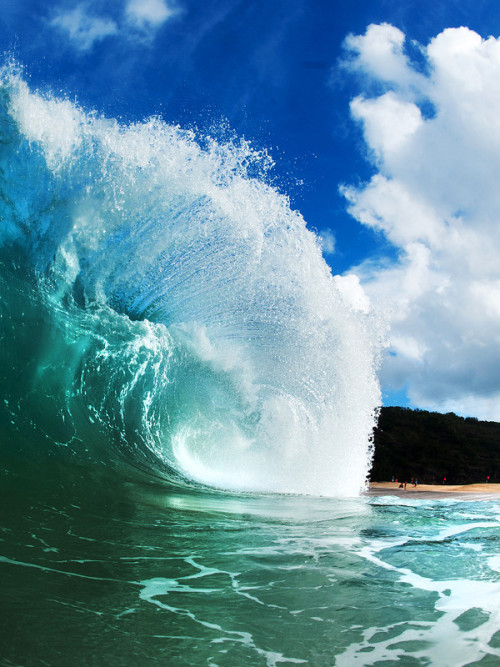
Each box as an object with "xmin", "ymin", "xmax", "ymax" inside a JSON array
[
  {"xmin": 350, "ymin": 92, "xmax": 423, "ymax": 161},
  {"xmin": 343, "ymin": 23, "xmax": 500, "ymax": 420},
  {"xmin": 344, "ymin": 23, "xmax": 422, "ymax": 91}
]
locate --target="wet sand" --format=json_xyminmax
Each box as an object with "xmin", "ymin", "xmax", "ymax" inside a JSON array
[{"xmin": 366, "ymin": 481, "xmax": 500, "ymax": 499}]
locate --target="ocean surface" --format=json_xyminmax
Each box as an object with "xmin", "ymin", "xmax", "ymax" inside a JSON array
[
  {"xmin": 3, "ymin": 478, "xmax": 500, "ymax": 666},
  {"xmin": 2, "ymin": 66, "xmax": 500, "ymax": 665}
]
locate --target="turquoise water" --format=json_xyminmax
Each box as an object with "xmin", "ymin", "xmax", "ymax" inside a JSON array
[
  {"xmin": 3, "ymin": 475, "xmax": 500, "ymax": 665},
  {"xmin": 2, "ymin": 67, "xmax": 500, "ymax": 665}
]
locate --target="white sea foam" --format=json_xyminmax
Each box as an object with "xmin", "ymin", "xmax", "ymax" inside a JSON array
[
  {"xmin": 336, "ymin": 506, "xmax": 500, "ymax": 666},
  {"xmin": 0, "ymin": 66, "xmax": 383, "ymax": 496}
]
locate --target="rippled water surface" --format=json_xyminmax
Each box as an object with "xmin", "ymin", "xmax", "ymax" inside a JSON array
[{"xmin": 2, "ymin": 473, "xmax": 500, "ymax": 666}]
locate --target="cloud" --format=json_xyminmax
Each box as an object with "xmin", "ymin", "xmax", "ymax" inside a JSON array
[
  {"xmin": 50, "ymin": 0, "xmax": 178, "ymax": 52},
  {"xmin": 125, "ymin": 0, "xmax": 177, "ymax": 30},
  {"xmin": 350, "ymin": 93, "xmax": 423, "ymax": 161},
  {"xmin": 318, "ymin": 228, "xmax": 336, "ymax": 256},
  {"xmin": 343, "ymin": 24, "xmax": 500, "ymax": 420},
  {"xmin": 50, "ymin": 5, "xmax": 118, "ymax": 52},
  {"xmin": 344, "ymin": 23, "xmax": 420, "ymax": 91}
]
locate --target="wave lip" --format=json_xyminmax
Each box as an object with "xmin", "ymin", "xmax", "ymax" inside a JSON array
[{"xmin": 0, "ymin": 65, "xmax": 382, "ymax": 496}]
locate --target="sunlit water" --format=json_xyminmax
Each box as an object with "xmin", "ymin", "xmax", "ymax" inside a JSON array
[{"xmin": 2, "ymin": 66, "xmax": 499, "ymax": 666}]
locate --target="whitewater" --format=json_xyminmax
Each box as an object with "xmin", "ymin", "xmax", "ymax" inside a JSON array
[
  {"xmin": 1, "ymin": 68, "xmax": 500, "ymax": 666},
  {"xmin": 0, "ymin": 66, "xmax": 381, "ymax": 496}
]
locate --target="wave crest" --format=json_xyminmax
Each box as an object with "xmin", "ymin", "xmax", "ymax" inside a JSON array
[{"xmin": 0, "ymin": 66, "xmax": 382, "ymax": 495}]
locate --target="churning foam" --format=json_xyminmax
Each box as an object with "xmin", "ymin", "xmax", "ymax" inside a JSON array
[{"xmin": 0, "ymin": 65, "xmax": 383, "ymax": 496}]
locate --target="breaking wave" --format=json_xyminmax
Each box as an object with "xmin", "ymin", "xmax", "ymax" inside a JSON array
[{"xmin": 0, "ymin": 66, "xmax": 381, "ymax": 496}]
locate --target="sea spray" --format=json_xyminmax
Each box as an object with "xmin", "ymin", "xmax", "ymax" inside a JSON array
[{"xmin": 0, "ymin": 66, "xmax": 382, "ymax": 495}]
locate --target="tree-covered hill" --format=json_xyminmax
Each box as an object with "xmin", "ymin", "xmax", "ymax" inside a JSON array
[{"xmin": 370, "ymin": 407, "xmax": 500, "ymax": 484}]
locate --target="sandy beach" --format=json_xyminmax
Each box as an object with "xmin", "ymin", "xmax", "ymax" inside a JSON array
[{"xmin": 367, "ymin": 481, "xmax": 500, "ymax": 498}]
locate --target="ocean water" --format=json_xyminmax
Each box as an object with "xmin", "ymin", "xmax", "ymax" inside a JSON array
[
  {"xmin": 3, "ymin": 479, "xmax": 500, "ymax": 666},
  {"xmin": 2, "ymin": 66, "xmax": 500, "ymax": 666}
]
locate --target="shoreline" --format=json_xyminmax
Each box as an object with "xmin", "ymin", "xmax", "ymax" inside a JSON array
[{"xmin": 366, "ymin": 481, "xmax": 500, "ymax": 499}]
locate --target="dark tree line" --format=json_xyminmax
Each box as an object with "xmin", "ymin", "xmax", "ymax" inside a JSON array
[{"xmin": 370, "ymin": 407, "xmax": 500, "ymax": 484}]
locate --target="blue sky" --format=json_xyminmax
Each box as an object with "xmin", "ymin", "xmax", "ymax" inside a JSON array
[{"xmin": 3, "ymin": 0, "xmax": 500, "ymax": 419}]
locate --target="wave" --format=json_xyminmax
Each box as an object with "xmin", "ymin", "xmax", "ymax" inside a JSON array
[{"xmin": 0, "ymin": 64, "xmax": 382, "ymax": 496}]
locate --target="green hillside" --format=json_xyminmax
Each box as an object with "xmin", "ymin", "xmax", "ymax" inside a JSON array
[{"xmin": 370, "ymin": 407, "xmax": 500, "ymax": 484}]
